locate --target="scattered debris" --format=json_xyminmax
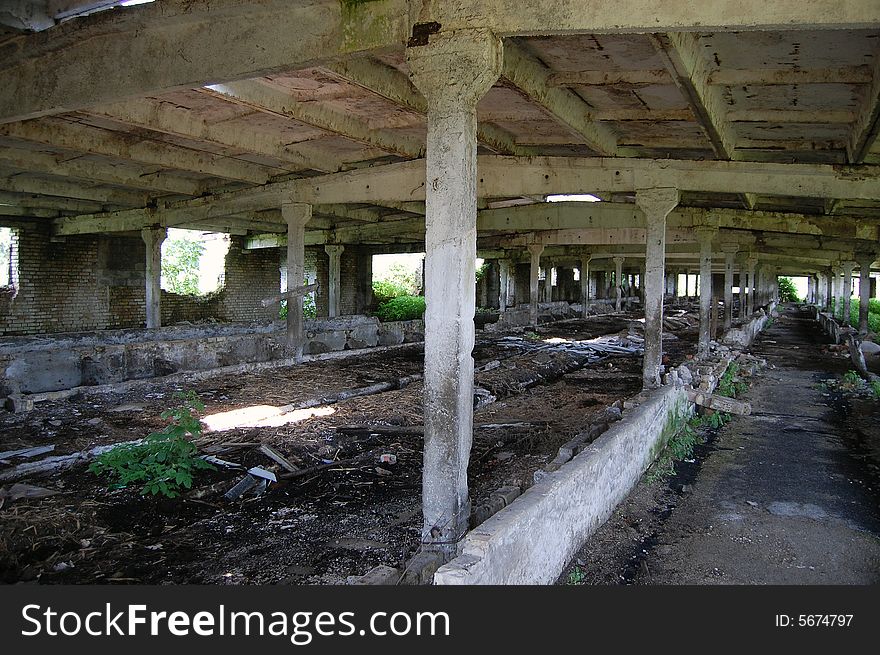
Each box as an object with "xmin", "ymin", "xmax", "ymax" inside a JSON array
[{"xmin": 0, "ymin": 483, "xmax": 59, "ymax": 502}]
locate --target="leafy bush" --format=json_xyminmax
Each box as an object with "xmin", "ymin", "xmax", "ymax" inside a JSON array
[
  {"xmin": 847, "ymin": 299, "xmax": 880, "ymax": 332},
  {"xmin": 278, "ymin": 279, "xmax": 317, "ymax": 319},
  {"xmin": 375, "ymin": 295, "xmax": 426, "ymax": 322},
  {"xmin": 372, "ymin": 279, "xmax": 413, "ymax": 305},
  {"xmin": 777, "ymin": 276, "xmax": 800, "ymax": 302},
  {"xmin": 89, "ymin": 391, "xmax": 214, "ymax": 498}
]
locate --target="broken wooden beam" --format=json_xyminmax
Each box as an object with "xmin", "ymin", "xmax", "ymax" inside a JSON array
[{"xmin": 687, "ymin": 389, "xmax": 752, "ymax": 416}]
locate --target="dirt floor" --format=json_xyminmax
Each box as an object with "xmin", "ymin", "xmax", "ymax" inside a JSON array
[
  {"xmin": 0, "ymin": 308, "xmax": 701, "ymax": 585},
  {"xmin": 560, "ymin": 304, "xmax": 880, "ymax": 585}
]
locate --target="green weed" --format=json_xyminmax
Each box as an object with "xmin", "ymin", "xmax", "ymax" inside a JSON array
[{"xmin": 89, "ymin": 391, "xmax": 215, "ymax": 498}]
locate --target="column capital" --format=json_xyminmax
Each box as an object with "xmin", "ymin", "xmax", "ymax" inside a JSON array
[
  {"xmin": 694, "ymin": 225, "xmax": 717, "ymax": 243},
  {"xmin": 635, "ymin": 187, "xmax": 679, "ymax": 219},
  {"xmin": 407, "ymin": 29, "xmax": 502, "ymax": 110},
  {"xmin": 720, "ymin": 241, "xmax": 739, "ymax": 255},
  {"xmin": 281, "ymin": 202, "xmax": 312, "ymax": 226},
  {"xmin": 324, "ymin": 244, "xmax": 345, "ymax": 257},
  {"xmin": 140, "ymin": 226, "xmax": 166, "ymax": 244},
  {"xmin": 612, "ymin": 255, "xmax": 626, "ymax": 266},
  {"xmin": 856, "ymin": 252, "xmax": 877, "ymax": 269},
  {"xmin": 841, "ymin": 260, "xmax": 857, "ymax": 273},
  {"xmin": 527, "ymin": 243, "xmax": 545, "ymax": 257}
]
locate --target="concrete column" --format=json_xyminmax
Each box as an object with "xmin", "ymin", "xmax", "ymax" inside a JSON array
[
  {"xmin": 408, "ymin": 30, "xmax": 501, "ymax": 554},
  {"xmin": 543, "ymin": 260, "xmax": 553, "ymax": 303},
  {"xmin": 806, "ymin": 275, "xmax": 815, "ymax": 305},
  {"xmin": 842, "ymin": 261, "xmax": 855, "ymax": 326},
  {"xmin": 613, "ymin": 256, "xmax": 624, "ymax": 312},
  {"xmin": 636, "ymin": 187, "xmax": 679, "ymax": 388},
  {"xmin": 721, "ymin": 243, "xmax": 737, "ymax": 330},
  {"xmin": 283, "ymin": 202, "xmax": 311, "ymax": 355},
  {"xmin": 697, "ymin": 227, "xmax": 715, "ymax": 356},
  {"xmin": 527, "ymin": 243, "xmax": 544, "ymax": 326},
  {"xmin": 580, "ymin": 253, "xmax": 591, "ymax": 318},
  {"xmin": 141, "ymin": 227, "xmax": 166, "ymax": 329},
  {"xmin": 830, "ymin": 265, "xmax": 842, "ymax": 318},
  {"xmin": 498, "ymin": 259, "xmax": 510, "ymax": 312},
  {"xmin": 858, "ymin": 256, "xmax": 873, "ymax": 335},
  {"xmin": 324, "ymin": 244, "xmax": 344, "ymax": 317},
  {"xmin": 671, "ymin": 269, "xmax": 679, "ymax": 298},
  {"xmin": 746, "ymin": 257, "xmax": 757, "ymax": 316},
  {"xmin": 737, "ymin": 263, "xmax": 746, "ymax": 319}
]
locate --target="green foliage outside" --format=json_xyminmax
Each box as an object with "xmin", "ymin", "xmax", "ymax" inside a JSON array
[
  {"xmin": 475, "ymin": 261, "xmax": 490, "ymax": 284},
  {"xmin": 777, "ymin": 276, "xmax": 800, "ymax": 303},
  {"xmin": 89, "ymin": 391, "xmax": 215, "ymax": 498},
  {"xmin": 372, "ymin": 263, "xmax": 420, "ymax": 304},
  {"xmin": 846, "ymin": 298, "xmax": 880, "ymax": 333},
  {"xmin": 375, "ymin": 295, "xmax": 426, "ymax": 322},
  {"xmin": 162, "ymin": 236, "xmax": 205, "ymax": 295}
]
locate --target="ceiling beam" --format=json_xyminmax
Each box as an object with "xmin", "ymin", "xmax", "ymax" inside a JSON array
[
  {"xmin": 501, "ymin": 40, "xmax": 618, "ymax": 156},
  {"xmin": 0, "ymin": 190, "xmax": 110, "ymax": 214},
  {"xmin": 0, "ymin": 0, "xmax": 410, "ymax": 124},
  {"xmin": 325, "ymin": 56, "xmax": 524, "ymax": 156},
  {"xmin": 707, "ymin": 66, "xmax": 873, "ymax": 86},
  {"xmin": 86, "ymin": 98, "xmax": 343, "ymax": 174},
  {"xmin": 52, "ymin": 155, "xmax": 880, "ymax": 235},
  {"xmin": 650, "ymin": 33, "xmax": 736, "ymax": 159},
  {"xmin": 0, "ymin": 147, "xmax": 204, "ymax": 196},
  {"xmin": 204, "ymin": 79, "xmax": 424, "ymax": 159},
  {"xmin": 0, "ymin": 174, "xmax": 148, "ymax": 206},
  {"xmin": 476, "ymin": 201, "xmax": 879, "ymax": 241},
  {"xmin": 848, "ymin": 43, "xmax": 880, "ymax": 163},
  {"xmin": 0, "ymin": 117, "xmax": 278, "ymax": 184}
]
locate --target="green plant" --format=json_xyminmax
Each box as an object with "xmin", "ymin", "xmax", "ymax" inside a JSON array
[
  {"xmin": 871, "ymin": 380, "xmax": 880, "ymax": 398},
  {"xmin": 372, "ymin": 263, "xmax": 420, "ymax": 304},
  {"xmin": 523, "ymin": 331, "xmax": 540, "ymax": 340},
  {"xmin": 162, "ymin": 236, "xmax": 205, "ymax": 295},
  {"xmin": 716, "ymin": 362, "xmax": 748, "ymax": 399},
  {"xmin": 375, "ymin": 295, "xmax": 426, "ymax": 322},
  {"xmin": 566, "ymin": 565, "xmax": 586, "ymax": 585},
  {"xmin": 648, "ymin": 415, "xmax": 707, "ymax": 481},
  {"xmin": 89, "ymin": 391, "xmax": 214, "ymax": 498},
  {"xmin": 776, "ymin": 276, "xmax": 800, "ymax": 303}
]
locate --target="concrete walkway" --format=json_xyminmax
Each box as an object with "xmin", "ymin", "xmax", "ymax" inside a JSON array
[{"xmin": 635, "ymin": 305, "xmax": 880, "ymax": 584}]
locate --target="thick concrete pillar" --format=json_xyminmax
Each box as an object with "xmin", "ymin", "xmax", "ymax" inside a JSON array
[
  {"xmin": 613, "ymin": 256, "xmax": 624, "ymax": 312},
  {"xmin": 721, "ymin": 243, "xmax": 737, "ymax": 330},
  {"xmin": 746, "ymin": 256, "xmax": 757, "ymax": 316},
  {"xmin": 842, "ymin": 261, "xmax": 855, "ymax": 326},
  {"xmin": 580, "ymin": 253, "xmax": 591, "ymax": 317},
  {"xmin": 324, "ymin": 244, "xmax": 344, "ymax": 317},
  {"xmin": 637, "ymin": 188, "xmax": 679, "ymax": 388},
  {"xmin": 697, "ymin": 227, "xmax": 715, "ymax": 356},
  {"xmin": 283, "ymin": 202, "xmax": 311, "ymax": 356},
  {"xmin": 527, "ymin": 244, "xmax": 544, "ymax": 326},
  {"xmin": 858, "ymin": 256, "xmax": 874, "ymax": 335},
  {"xmin": 408, "ymin": 30, "xmax": 502, "ymax": 554},
  {"xmin": 806, "ymin": 275, "xmax": 815, "ymax": 305},
  {"xmin": 141, "ymin": 227, "xmax": 166, "ymax": 329},
  {"xmin": 498, "ymin": 259, "xmax": 510, "ymax": 312}
]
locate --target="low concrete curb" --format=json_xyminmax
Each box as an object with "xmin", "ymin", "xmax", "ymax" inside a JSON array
[{"xmin": 433, "ymin": 384, "xmax": 691, "ymax": 585}]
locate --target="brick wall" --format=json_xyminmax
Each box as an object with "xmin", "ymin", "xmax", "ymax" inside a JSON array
[{"xmin": 0, "ymin": 228, "xmax": 281, "ymax": 336}]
